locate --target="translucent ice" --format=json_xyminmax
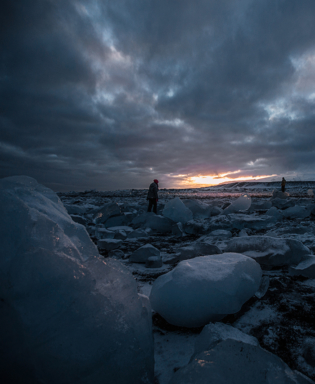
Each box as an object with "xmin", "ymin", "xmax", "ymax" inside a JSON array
[
  {"xmin": 150, "ymin": 253, "xmax": 262, "ymax": 327},
  {"xmin": 0, "ymin": 176, "xmax": 154, "ymax": 384},
  {"xmin": 223, "ymin": 194, "xmax": 251, "ymax": 214},
  {"xmin": 163, "ymin": 197, "xmax": 193, "ymax": 224}
]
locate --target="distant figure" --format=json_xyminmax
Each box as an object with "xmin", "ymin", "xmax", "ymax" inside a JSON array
[
  {"xmin": 281, "ymin": 177, "xmax": 286, "ymax": 193},
  {"xmin": 147, "ymin": 179, "xmax": 159, "ymax": 214}
]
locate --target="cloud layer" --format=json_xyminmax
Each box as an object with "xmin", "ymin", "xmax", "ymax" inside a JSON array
[{"xmin": 1, "ymin": 0, "xmax": 315, "ymax": 190}]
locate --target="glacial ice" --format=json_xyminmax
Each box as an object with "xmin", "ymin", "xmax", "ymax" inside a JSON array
[
  {"xmin": 163, "ymin": 197, "xmax": 193, "ymax": 224},
  {"xmin": 226, "ymin": 236, "xmax": 311, "ymax": 266},
  {"xmin": 150, "ymin": 253, "xmax": 262, "ymax": 327},
  {"xmin": 182, "ymin": 199, "xmax": 211, "ymax": 219},
  {"xmin": 170, "ymin": 339, "xmax": 314, "ymax": 384},
  {"xmin": 193, "ymin": 322, "xmax": 259, "ymax": 356},
  {"xmin": 0, "ymin": 176, "xmax": 154, "ymax": 384},
  {"xmin": 223, "ymin": 194, "xmax": 251, "ymax": 214}
]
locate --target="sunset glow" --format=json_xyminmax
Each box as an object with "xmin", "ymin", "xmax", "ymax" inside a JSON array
[{"xmin": 175, "ymin": 173, "xmax": 278, "ymax": 188}]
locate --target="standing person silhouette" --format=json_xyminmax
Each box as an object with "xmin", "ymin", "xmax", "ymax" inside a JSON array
[
  {"xmin": 147, "ymin": 179, "xmax": 159, "ymax": 214},
  {"xmin": 281, "ymin": 177, "xmax": 286, "ymax": 192}
]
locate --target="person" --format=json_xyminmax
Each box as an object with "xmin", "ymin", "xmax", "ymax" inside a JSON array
[
  {"xmin": 281, "ymin": 177, "xmax": 286, "ymax": 193},
  {"xmin": 147, "ymin": 179, "xmax": 159, "ymax": 214}
]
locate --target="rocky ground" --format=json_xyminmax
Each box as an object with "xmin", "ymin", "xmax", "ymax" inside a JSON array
[{"xmin": 58, "ymin": 182, "xmax": 315, "ymax": 384}]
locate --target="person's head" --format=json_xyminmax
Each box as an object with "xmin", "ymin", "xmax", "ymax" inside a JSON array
[{"xmin": 154, "ymin": 179, "xmax": 159, "ymax": 184}]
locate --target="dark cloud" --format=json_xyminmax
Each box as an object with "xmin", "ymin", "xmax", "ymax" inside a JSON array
[{"xmin": 1, "ymin": 0, "xmax": 315, "ymax": 190}]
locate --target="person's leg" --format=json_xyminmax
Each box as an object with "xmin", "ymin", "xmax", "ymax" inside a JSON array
[
  {"xmin": 282, "ymin": 185, "xmax": 284, "ymax": 192},
  {"xmin": 147, "ymin": 199, "xmax": 153, "ymax": 212},
  {"xmin": 153, "ymin": 200, "xmax": 157, "ymax": 214}
]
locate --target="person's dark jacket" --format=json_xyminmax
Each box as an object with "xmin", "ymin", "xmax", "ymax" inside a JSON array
[{"xmin": 147, "ymin": 182, "xmax": 158, "ymax": 199}]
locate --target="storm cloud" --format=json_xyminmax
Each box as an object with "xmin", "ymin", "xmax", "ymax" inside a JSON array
[{"xmin": 1, "ymin": 0, "xmax": 315, "ymax": 190}]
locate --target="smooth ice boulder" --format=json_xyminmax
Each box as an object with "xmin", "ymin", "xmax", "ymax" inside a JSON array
[
  {"xmin": 163, "ymin": 197, "xmax": 193, "ymax": 224},
  {"xmin": 182, "ymin": 199, "xmax": 212, "ymax": 219},
  {"xmin": 150, "ymin": 253, "xmax": 262, "ymax": 327},
  {"xmin": 130, "ymin": 244, "xmax": 160, "ymax": 263},
  {"xmin": 225, "ymin": 236, "xmax": 311, "ymax": 266},
  {"xmin": 104, "ymin": 213, "xmax": 133, "ymax": 228},
  {"xmin": 193, "ymin": 322, "xmax": 259, "ymax": 356},
  {"xmin": 170, "ymin": 339, "xmax": 314, "ymax": 384},
  {"xmin": 64, "ymin": 203, "xmax": 87, "ymax": 215},
  {"xmin": 0, "ymin": 176, "xmax": 154, "ymax": 384},
  {"xmin": 289, "ymin": 256, "xmax": 315, "ymax": 279},
  {"xmin": 223, "ymin": 194, "xmax": 251, "ymax": 214}
]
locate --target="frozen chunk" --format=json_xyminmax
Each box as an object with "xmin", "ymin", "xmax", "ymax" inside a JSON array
[
  {"xmin": 226, "ymin": 236, "xmax": 311, "ymax": 266},
  {"xmin": 223, "ymin": 194, "xmax": 251, "ymax": 214},
  {"xmin": 170, "ymin": 339, "xmax": 312, "ymax": 384},
  {"xmin": 163, "ymin": 197, "xmax": 193, "ymax": 224},
  {"xmin": 130, "ymin": 244, "xmax": 160, "ymax": 263},
  {"xmin": 150, "ymin": 253, "xmax": 262, "ymax": 327}
]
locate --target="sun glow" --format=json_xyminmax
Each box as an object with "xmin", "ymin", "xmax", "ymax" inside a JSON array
[{"xmin": 171, "ymin": 173, "xmax": 278, "ymax": 188}]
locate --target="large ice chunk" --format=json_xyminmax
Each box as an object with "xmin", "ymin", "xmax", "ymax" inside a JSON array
[
  {"xmin": 225, "ymin": 236, "xmax": 311, "ymax": 266},
  {"xmin": 150, "ymin": 253, "xmax": 262, "ymax": 327},
  {"xmin": 223, "ymin": 194, "xmax": 251, "ymax": 214},
  {"xmin": 0, "ymin": 176, "xmax": 154, "ymax": 384},
  {"xmin": 163, "ymin": 197, "xmax": 193, "ymax": 224},
  {"xmin": 170, "ymin": 339, "xmax": 314, "ymax": 384},
  {"xmin": 182, "ymin": 199, "xmax": 212, "ymax": 219}
]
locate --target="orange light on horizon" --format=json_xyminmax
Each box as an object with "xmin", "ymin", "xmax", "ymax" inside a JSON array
[{"xmin": 170, "ymin": 173, "xmax": 278, "ymax": 188}]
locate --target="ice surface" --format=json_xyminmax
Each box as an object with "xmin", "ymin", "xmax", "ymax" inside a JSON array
[
  {"xmin": 207, "ymin": 229, "xmax": 232, "ymax": 239},
  {"xmin": 308, "ymin": 189, "xmax": 314, "ymax": 197},
  {"xmin": 132, "ymin": 213, "xmax": 174, "ymax": 233},
  {"xmin": 163, "ymin": 197, "xmax": 193, "ymax": 224},
  {"xmin": 229, "ymin": 213, "xmax": 276, "ymax": 230},
  {"xmin": 130, "ymin": 244, "xmax": 160, "ymax": 263},
  {"xmin": 226, "ymin": 236, "xmax": 311, "ymax": 266},
  {"xmin": 170, "ymin": 339, "xmax": 313, "ymax": 384},
  {"xmin": 93, "ymin": 202, "xmax": 121, "ymax": 224},
  {"xmin": 193, "ymin": 322, "xmax": 259, "ymax": 356},
  {"xmin": 0, "ymin": 176, "xmax": 154, "ymax": 384},
  {"xmin": 150, "ymin": 253, "xmax": 262, "ymax": 327},
  {"xmin": 182, "ymin": 199, "xmax": 211, "ymax": 219},
  {"xmin": 223, "ymin": 194, "xmax": 251, "ymax": 214}
]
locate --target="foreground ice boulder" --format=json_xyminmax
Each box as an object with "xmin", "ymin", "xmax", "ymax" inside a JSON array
[
  {"xmin": 163, "ymin": 197, "xmax": 193, "ymax": 224},
  {"xmin": 225, "ymin": 236, "xmax": 311, "ymax": 266},
  {"xmin": 0, "ymin": 176, "xmax": 154, "ymax": 384},
  {"xmin": 170, "ymin": 339, "xmax": 314, "ymax": 384},
  {"xmin": 150, "ymin": 253, "xmax": 262, "ymax": 327}
]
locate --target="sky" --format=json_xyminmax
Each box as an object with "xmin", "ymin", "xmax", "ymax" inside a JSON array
[{"xmin": 1, "ymin": 0, "xmax": 315, "ymax": 191}]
